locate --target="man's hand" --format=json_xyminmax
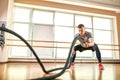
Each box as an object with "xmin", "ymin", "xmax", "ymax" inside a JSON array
[{"xmin": 83, "ymin": 42, "xmax": 89, "ymax": 48}]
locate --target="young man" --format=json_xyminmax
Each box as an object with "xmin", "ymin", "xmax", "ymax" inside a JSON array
[{"xmin": 71, "ymin": 24, "xmax": 104, "ymax": 70}]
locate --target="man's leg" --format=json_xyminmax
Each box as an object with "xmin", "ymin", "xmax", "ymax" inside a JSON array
[
  {"xmin": 71, "ymin": 50, "xmax": 76, "ymax": 63},
  {"xmin": 70, "ymin": 44, "xmax": 84, "ymax": 67},
  {"xmin": 93, "ymin": 43, "xmax": 104, "ymax": 70},
  {"xmin": 93, "ymin": 43, "xmax": 101, "ymax": 63},
  {"xmin": 70, "ymin": 51, "xmax": 76, "ymax": 67}
]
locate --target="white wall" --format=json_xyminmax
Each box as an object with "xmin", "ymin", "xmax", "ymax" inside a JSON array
[{"xmin": 0, "ymin": 0, "xmax": 14, "ymax": 62}]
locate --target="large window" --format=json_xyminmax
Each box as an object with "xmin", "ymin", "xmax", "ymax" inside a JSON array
[{"xmin": 10, "ymin": 6, "xmax": 118, "ymax": 60}]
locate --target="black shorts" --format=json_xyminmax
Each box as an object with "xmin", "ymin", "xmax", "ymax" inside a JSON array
[{"xmin": 74, "ymin": 44, "xmax": 95, "ymax": 52}]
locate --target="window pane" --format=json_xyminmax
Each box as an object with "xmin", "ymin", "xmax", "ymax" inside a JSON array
[
  {"xmin": 93, "ymin": 17, "xmax": 112, "ymax": 30},
  {"xmin": 32, "ymin": 10, "xmax": 53, "ymax": 24},
  {"xmin": 55, "ymin": 26, "xmax": 74, "ymax": 58},
  {"xmin": 33, "ymin": 25, "xmax": 54, "ymax": 40},
  {"xmin": 101, "ymin": 50, "xmax": 113, "ymax": 58},
  {"xmin": 11, "ymin": 23, "xmax": 30, "ymax": 57},
  {"xmin": 11, "ymin": 47, "xmax": 28, "ymax": 57},
  {"xmin": 98, "ymin": 45, "xmax": 113, "ymax": 58},
  {"xmin": 94, "ymin": 30, "xmax": 112, "ymax": 44},
  {"xmin": 99, "ymin": 45, "xmax": 112, "ymax": 51},
  {"xmin": 13, "ymin": 23, "xmax": 29, "ymax": 39},
  {"xmin": 55, "ymin": 26, "xmax": 74, "ymax": 42},
  {"xmin": 55, "ymin": 12, "xmax": 74, "ymax": 26},
  {"xmin": 56, "ymin": 49, "xmax": 69, "ymax": 58},
  {"xmin": 14, "ymin": 7, "xmax": 30, "ymax": 22},
  {"xmin": 34, "ymin": 48, "xmax": 53, "ymax": 58},
  {"xmin": 75, "ymin": 15, "xmax": 92, "ymax": 28},
  {"xmin": 32, "ymin": 25, "xmax": 54, "ymax": 58}
]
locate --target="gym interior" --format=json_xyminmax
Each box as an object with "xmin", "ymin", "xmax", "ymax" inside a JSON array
[{"xmin": 0, "ymin": 0, "xmax": 120, "ymax": 80}]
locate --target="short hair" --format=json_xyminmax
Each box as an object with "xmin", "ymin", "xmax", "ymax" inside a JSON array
[{"xmin": 77, "ymin": 24, "xmax": 84, "ymax": 28}]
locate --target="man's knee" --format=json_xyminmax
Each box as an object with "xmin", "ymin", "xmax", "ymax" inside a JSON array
[
  {"xmin": 74, "ymin": 46, "xmax": 78, "ymax": 51},
  {"xmin": 93, "ymin": 43, "xmax": 99, "ymax": 51},
  {"xmin": 74, "ymin": 45, "xmax": 82, "ymax": 52},
  {"xmin": 94, "ymin": 43, "xmax": 98, "ymax": 47}
]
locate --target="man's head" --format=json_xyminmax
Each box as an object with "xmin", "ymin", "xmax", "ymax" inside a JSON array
[{"xmin": 77, "ymin": 24, "xmax": 85, "ymax": 36}]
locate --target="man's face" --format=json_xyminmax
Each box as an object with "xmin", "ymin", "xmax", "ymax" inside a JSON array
[{"xmin": 78, "ymin": 27, "xmax": 85, "ymax": 36}]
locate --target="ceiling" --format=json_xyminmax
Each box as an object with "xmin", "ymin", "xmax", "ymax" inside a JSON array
[{"xmin": 45, "ymin": 0, "xmax": 120, "ymax": 13}]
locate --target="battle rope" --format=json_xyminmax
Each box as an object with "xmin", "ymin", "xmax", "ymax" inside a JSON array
[
  {"xmin": 0, "ymin": 24, "xmax": 5, "ymax": 46},
  {"xmin": 0, "ymin": 26, "xmax": 78, "ymax": 80}
]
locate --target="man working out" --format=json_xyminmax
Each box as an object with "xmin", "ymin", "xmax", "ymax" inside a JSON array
[{"xmin": 71, "ymin": 24, "xmax": 104, "ymax": 70}]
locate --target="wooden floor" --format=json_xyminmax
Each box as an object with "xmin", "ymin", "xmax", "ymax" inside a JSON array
[{"xmin": 0, "ymin": 62, "xmax": 120, "ymax": 80}]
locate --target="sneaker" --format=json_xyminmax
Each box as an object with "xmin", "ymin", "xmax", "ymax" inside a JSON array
[
  {"xmin": 99, "ymin": 63, "xmax": 104, "ymax": 70},
  {"xmin": 70, "ymin": 62, "xmax": 75, "ymax": 68}
]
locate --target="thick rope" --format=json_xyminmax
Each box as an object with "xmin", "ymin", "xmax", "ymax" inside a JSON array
[{"xmin": 0, "ymin": 26, "xmax": 78, "ymax": 80}]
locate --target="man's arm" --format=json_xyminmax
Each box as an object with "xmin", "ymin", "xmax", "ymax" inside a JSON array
[
  {"xmin": 83, "ymin": 38, "xmax": 94, "ymax": 48},
  {"xmin": 88, "ymin": 38, "xmax": 94, "ymax": 47}
]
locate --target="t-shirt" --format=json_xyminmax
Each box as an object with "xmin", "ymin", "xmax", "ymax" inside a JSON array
[{"xmin": 75, "ymin": 31, "xmax": 93, "ymax": 47}]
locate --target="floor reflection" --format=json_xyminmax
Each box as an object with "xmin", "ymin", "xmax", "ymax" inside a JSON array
[
  {"xmin": 71, "ymin": 68, "xmax": 75, "ymax": 80},
  {"xmin": 0, "ymin": 63, "xmax": 7, "ymax": 80},
  {"xmin": 0, "ymin": 63, "xmax": 119, "ymax": 80},
  {"xmin": 98, "ymin": 70, "xmax": 103, "ymax": 80}
]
